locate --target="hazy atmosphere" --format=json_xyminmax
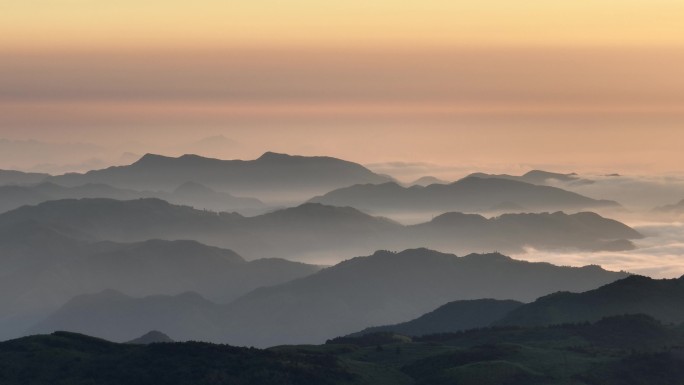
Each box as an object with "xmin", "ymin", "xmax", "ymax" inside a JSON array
[{"xmin": 2, "ymin": 1, "xmax": 684, "ymax": 384}]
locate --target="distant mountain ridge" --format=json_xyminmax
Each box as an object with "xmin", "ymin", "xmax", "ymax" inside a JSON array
[
  {"xmin": 0, "ymin": 198, "xmax": 641, "ymax": 261},
  {"xmin": 467, "ymin": 170, "xmax": 594, "ymax": 186},
  {"xmin": 653, "ymin": 199, "xmax": 684, "ymax": 215},
  {"xmin": 409, "ymin": 176, "xmax": 449, "ymax": 186},
  {"xmin": 0, "ymin": 227, "xmax": 319, "ymax": 340},
  {"xmin": 0, "ymin": 181, "xmax": 267, "ymax": 214},
  {"xmin": 310, "ymin": 176, "xmax": 618, "ymax": 214},
  {"xmin": 47, "ymin": 152, "xmax": 392, "ymax": 202},
  {"xmin": 0, "ymin": 170, "xmax": 50, "ymax": 186},
  {"xmin": 29, "ymin": 248, "xmax": 628, "ymax": 346}
]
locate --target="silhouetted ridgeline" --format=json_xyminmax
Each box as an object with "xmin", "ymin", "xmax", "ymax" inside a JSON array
[
  {"xmin": 0, "ymin": 169, "xmax": 49, "ymax": 185},
  {"xmin": 0, "ymin": 332, "xmax": 354, "ymax": 385},
  {"xmin": 348, "ymin": 299, "xmax": 524, "ymax": 337},
  {"xmin": 126, "ymin": 330, "xmax": 174, "ymax": 344},
  {"xmin": 0, "ymin": 181, "xmax": 267, "ymax": 215},
  {"xmin": 0, "ymin": 198, "xmax": 641, "ymax": 262},
  {"xmin": 6, "ymin": 315, "xmax": 684, "ymax": 385},
  {"xmin": 497, "ymin": 274, "xmax": 684, "ymax": 327},
  {"xmin": 468, "ymin": 170, "xmax": 594, "ymax": 186},
  {"xmin": 345, "ymin": 273, "xmax": 684, "ymax": 340},
  {"xmin": 654, "ymin": 198, "xmax": 684, "ymax": 215},
  {"xmin": 29, "ymin": 248, "xmax": 627, "ymax": 346},
  {"xmin": 309, "ymin": 176, "xmax": 618, "ymax": 214},
  {"xmin": 0, "ymin": 229, "xmax": 318, "ymax": 340},
  {"xmin": 48, "ymin": 152, "xmax": 392, "ymax": 200}
]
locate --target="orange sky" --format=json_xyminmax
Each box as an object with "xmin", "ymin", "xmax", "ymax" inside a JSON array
[
  {"xmin": 3, "ymin": 1, "xmax": 684, "ymax": 49},
  {"xmin": 1, "ymin": 1, "xmax": 683, "ymax": 174}
]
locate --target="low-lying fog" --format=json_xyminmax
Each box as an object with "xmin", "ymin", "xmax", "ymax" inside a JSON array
[{"xmin": 516, "ymin": 221, "xmax": 684, "ymax": 278}]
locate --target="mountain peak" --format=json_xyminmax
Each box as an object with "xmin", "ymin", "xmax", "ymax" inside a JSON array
[
  {"xmin": 257, "ymin": 151, "xmax": 293, "ymax": 161},
  {"xmin": 126, "ymin": 330, "xmax": 174, "ymax": 345},
  {"xmin": 178, "ymin": 153, "xmax": 210, "ymax": 160},
  {"xmin": 133, "ymin": 153, "xmax": 173, "ymax": 165},
  {"xmin": 174, "ymin": 181, "xmax": 215, "ymax": 195}
]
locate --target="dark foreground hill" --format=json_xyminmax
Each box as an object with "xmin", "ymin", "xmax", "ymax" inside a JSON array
[
  {"xmin": 0, "ymin": 332, "xmax": 355, "ymax": 385},
  {"xmin": 328, "ymin": 314, "xmax": 684, "ymax": 385},
  {"xmin": 349, "ymin": 273, "xmax": 684, "ymax": 340},
  {"xmin": 7, "ymin": 315, "xmax": 684, "ymax": 385},
  {"xmin": 48, "ymin": 152, "xmax": 392, "ymax": 202},
  {"xmin": 0, "ymin": 198, "xmax": 641, "ymax": 261},
  {"xmin": 497, "ymin": 274, "xmax": 684, "ymax": 327},
  {"xmin": 29, "ymin": 249, "xmax": 628, "ymax": 346},
  {"xmin": 309, "ymin": 176, "xmax": 617, "ymax": 214},
  {"xmin": 349, "ymin": 299, "xmax": 524, "ymax": 337}
]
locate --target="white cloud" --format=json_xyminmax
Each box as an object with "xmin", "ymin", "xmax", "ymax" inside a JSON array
[{"xmin": 515, "ymin": 221, "xmax": 684, "ymax": 278}]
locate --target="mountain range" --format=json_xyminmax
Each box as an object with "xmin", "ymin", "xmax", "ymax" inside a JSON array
[
  {"xmin": 310, "ymin": 176, "xmax": 618, "ymax": 215},
  {"xmin": 467, "ymin": 170, "xmax": 594, "ymax": 186},
  {"xmin": 348, "ymin": 299, "xmax": 524, "ymax": 337},
  {"xmin": 7, "ymin": 315, "xmax": 684, "ymax": 385},
  {"xmin": 29, "ymin": 248, "xmax": 628, "ymax": 346},
  {"xmin": 0, "ymin": 181, "xmax": 267, "ymax": 215},
  {"xmin": 0, "ymin": 169, "xmax": 49, "ymax": 186},
  {"xmin": 497, "ymin": 274, "xmax": 684, "ymax": 327},
  {"xmin": 0, "ymin": 225, "xmax": 318, "ymax": 340},
  {"xmin": 47, "ymin": 152, "xmax": 392, "ymax": 203},
  {"xmin": 654, "ymin": 198, "xmax": 684, "ymax": 215},
  {"xmin": 0, "ymin": 198, "xmax": 641, "ymax": 263},
  {"xmin": 345, "ymin": 273, "xmax": 684, "ymax": 338}
]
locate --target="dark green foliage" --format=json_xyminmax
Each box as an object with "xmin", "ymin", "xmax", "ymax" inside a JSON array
[
  {"xmin": 416, "ymin": 314, "xmax": 684, "ymax": 350},
  {"xmin": 4, "ymin": 316, "xmax": 684, "ymax": 385},
  {"xmin": 0, "ymin": 332, "xmax": 354, "ymax": 385},
  {"xmin": 580, "ymin": 350, "xmax": 684, "ymax": 385},
  {"xmin": 328, "ymin": 332, "xmax": 412, "ymax": 347},
  {"xmin": 401, "ymin": 344, "xmax": 520, "ymax": 380}
]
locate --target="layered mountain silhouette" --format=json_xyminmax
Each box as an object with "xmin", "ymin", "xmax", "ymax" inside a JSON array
[
  {"xmin": 0, "ymin": 198, "xmax": 641, "ymax": 263},
  {"xmin": 0, "ymin": 169, "xmax": 49, "ymax": 186},
  {"xmin": 171, "ymin": 181, "xmax": 266, "ymax": 213},
  {"xmin": 48, "ymin": 152, "xmax": 392, "ymax": 202},
  {"xmin": 496, "ymin": 274, "xmax": 684, "ymax": 327},
  {"xmin": 29, "ymin": 248, "xmax": 628, "ymax": 346},
  {"xmin": 347, "ymin": 274, "xmax": 684, "ymax": 338},
  {"xmin": 8, "ymin": 316, "xmax": 684, "ymax": 385},
  {"xmin": 468, "ymin": 170, "xmax": 594, "ymax": 186},
  {"xmin": 29, "ymin": 290, "xmax": 225, "ymax": 342},
  {"xmin": 0, "ymin": 181, "xmax": 267, "ymax": 214},
  {"xmin": 409, "ymin": 176, "xmax": 449, "ymax": 186},
  {"xmin": 309, "ymin": 176, "xmax": 617, "ymax": 214},
  {"xmin": 654, "ymin": 199, "xmax": 684, "ymax": 215},
  {"xmin": 0, "ymin": 227, "xmax": 318, "ymax": 340},
  {"xmin": 409, "ymin": 211, "xmax": 641, "ymax": 252},
  {"xmin": 348, "ymin": 299, "xmax": 523, "ymax": 337}
]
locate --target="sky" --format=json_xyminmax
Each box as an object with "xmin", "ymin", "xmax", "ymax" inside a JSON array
[{"xmin": 1, "ymin": 1, "xmax": 684, "ymax": 176}]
